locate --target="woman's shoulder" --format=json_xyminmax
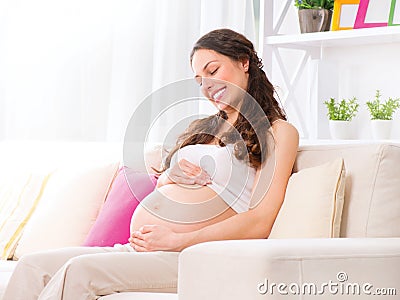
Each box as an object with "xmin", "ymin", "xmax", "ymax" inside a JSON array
[
  {"xmin": 271, "ymin": 119, "xmax": 298, "ymax": 134},
  {"xmin": 270, "ymin": 119, "xmax": 299, "ymax": 146}
]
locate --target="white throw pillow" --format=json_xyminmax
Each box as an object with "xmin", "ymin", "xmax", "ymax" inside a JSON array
[
  {"xmin": 0, "ymin": 170, "xmax": 50, "ymax": 260},
  {"xmin": 13, "ymin": 162, "xmax": 119, "ymax": 260},
  {"xmin": 269, "ymin": 158, "xmax": 345, "ymax": 239}
]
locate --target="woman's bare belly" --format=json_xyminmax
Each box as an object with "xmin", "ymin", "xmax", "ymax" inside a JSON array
[{"xmin": 130, "ymin": 183, "xmax": 237, "ymax": 233}]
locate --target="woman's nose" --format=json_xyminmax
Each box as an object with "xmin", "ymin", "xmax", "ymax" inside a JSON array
[{"xmin": 201, "ymin": 77, "xmax": 214, "ymax": 89}]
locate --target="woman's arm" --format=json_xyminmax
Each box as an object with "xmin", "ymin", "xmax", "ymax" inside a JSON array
[{"xmin": 131, "ymin": 121, "xmax": 299, "ymax": 251}]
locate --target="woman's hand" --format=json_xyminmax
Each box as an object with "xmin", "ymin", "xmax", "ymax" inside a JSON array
[
  {"xmin": 157, "ymin": 159, "xmax": 211, "ymax": 188},
  {"xmin": 129, "ymin": 225, "xmax": 185, "ymax": 252}
]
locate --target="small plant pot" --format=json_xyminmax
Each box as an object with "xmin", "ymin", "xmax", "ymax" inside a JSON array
[
  {"xmin": 298, "ymin": 9, "xmax": 332, "ymax": 33},
  {"xmin": 329, "ymin": 120, "xmax": 355, "ymax": 139},
  {"xmin": 371, "ymin": 120, "xmax": 393, "ymax": 139}
]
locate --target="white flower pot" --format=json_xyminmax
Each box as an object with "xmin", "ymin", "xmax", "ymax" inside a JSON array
[
  {"xmin": 329, "ymin": 120, "xmax": 355, "ymax": 140},
  {"xmin": 371, "ymin": 120, "xmax": 393, "ymax": 140}
]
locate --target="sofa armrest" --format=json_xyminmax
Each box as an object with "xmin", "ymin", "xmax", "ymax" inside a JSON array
[{"xmin": 179, "ymin": 238, "xmax": 400, "ymax": 299}]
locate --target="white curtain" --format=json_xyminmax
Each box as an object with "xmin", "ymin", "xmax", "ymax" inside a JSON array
[{"xmin": 0, "ymin": 0, "xmax": 255, "ymax": 142}]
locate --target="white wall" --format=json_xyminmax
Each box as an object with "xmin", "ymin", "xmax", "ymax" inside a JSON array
[{"xmin": 0, "ymin": 0, "xmax": 256, "ymax": 143}]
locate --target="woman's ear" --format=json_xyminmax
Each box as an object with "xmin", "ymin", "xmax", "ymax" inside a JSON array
[{"xmin": 241, "ymin": 59, "xmax": 249, "ymax": 72}]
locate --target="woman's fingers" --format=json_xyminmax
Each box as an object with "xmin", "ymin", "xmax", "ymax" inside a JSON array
[
  {"xmin": 179, "ymin": 159, "xmax": 211, "ymax": 181},
  {"xmin": 166, "ymin": 169, "xmax": 195, "ymax": 184},
  {"xmin": 138, "ymin": 225, "xmax": 155, "ymax": 234},
  {"xmin": 179, "ymin": 159, "xmax": 202, "ymax": 176},
  {"xmin": 129, "ymin": 239, "xmax": 148, "ymax": 252},
  {"xmin": 165, "ymin": 159, "xmax": 211, "ymax": 185},
  {"xmin": 132, "ymin": 244, "xmax": 147, "ymax": 252}
]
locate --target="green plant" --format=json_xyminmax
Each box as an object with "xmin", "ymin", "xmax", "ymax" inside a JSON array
[
  {"xmin": 366, "ymin": 90, "xmax": 400, "ymax": 120},
  {"xmin": 324, "ymin": 97, "xmax": 359, "ymax": 121},
  {"xmin": 295, "ymin": 0, "xmax": 334, "ymax": 10}
]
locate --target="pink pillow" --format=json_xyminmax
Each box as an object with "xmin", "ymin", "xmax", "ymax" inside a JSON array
[{"xmin": 83, "ymin": 167, "xmax": 157, "ymax": 247}]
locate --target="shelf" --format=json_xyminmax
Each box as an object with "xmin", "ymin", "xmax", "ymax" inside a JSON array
[
  {"xmin": 265, "ymin": 26, "xmax": 400, "ymax": 48},
  {"xmin": 299, "ymin": 139, "xmax": 400, "ymax": 146}
]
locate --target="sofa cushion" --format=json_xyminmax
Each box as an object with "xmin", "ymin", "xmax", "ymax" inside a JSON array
[
  {"xmin": 13, "ymin": 162, "xmax": 119, "ymax": 260},
  {"xmin": 295, "ymin": 143, "xmax": 400, "ymax": 238},
  {"xmin": 0, "ymin": 169, "xmax": 50, "ymax": 260},
  {"xmin": 0, "ymin": 260, "xmax": 18, "ymax": 300},
  {"xmin": 83, "ymin": 167, "xmax": 157, "ymax": 247},
  {"xmin": 100, "ymin": 292, "xmax": 177, "ymax": 299},
  {"xmin": 269, "ymin": 158, "xmax": 345, "ymax": 239}
]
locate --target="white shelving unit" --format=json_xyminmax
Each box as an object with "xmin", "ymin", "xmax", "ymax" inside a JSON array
[
  {"xmin": 262, "ymin": 0, "xmax": 400, "ymax": 140},
  {"xmin": 265, "ymin": 26, "xmax": 400, "ymax": 48}
]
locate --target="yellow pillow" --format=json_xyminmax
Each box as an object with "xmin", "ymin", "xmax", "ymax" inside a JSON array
[
  {"xmin": 269, "ymin": 158, "xmax": 345, "ymax": 239},
  {"xmin": 0, "ymin": 170, "xmax": 50, "ymax": 260}
]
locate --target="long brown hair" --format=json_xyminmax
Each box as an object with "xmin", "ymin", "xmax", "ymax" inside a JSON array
[{"xmin": 160, "ymin": 28, "xmax": 286, "ymax": 171}]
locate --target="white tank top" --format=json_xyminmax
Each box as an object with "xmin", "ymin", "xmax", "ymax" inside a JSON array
[{"xmin": 170, "ymin": 144, "xmax": 257, "ymax": 213}]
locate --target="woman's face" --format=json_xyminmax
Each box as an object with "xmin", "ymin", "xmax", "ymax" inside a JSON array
[{"xmin": 191, "ymin": 49, "xmax": 249, "ymax": 112}]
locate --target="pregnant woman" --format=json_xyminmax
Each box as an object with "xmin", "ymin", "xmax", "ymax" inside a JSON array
[{"xmin": 3, "ymin": 28, "xmax": 299, "ymax": 300}]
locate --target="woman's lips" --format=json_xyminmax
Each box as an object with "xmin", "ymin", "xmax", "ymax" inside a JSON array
[{"xmin": 211, "ymin": 87, "xmax": 226, "ymax": 103}]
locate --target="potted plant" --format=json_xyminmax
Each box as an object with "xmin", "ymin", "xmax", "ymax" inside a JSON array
[
  {"xmin": 295, "ymin": 0, "xmax": 334, "ymax": 33},
  {"xmin": 324, "ymin": 97, "xmax": 359, "ymax": 139},
  {"xmin": 366, "ymin": 90, "xmax": 400, "ymax": 140}
]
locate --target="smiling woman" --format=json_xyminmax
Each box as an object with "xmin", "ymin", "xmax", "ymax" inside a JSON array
[{"xmin": 3, "ymin": 28, "xmax": 299, "ymax": 300}]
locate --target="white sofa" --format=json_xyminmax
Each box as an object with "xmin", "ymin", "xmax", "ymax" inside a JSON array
[
  {"xmin": 1, "ymin": 141, "xmax": 399, "ymax": 299},
  {"xmin": 178, "ymin": 142, "xmax": 400, "ymax": 299}
]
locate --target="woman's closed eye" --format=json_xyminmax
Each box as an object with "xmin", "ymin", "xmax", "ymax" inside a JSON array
[
  {"xmin": 194, "ymin": 67, "xmax": 219, "ymax": 86},
  {"xmin": 209, "ymin": 68, "xmax": 218, "ymax": 75}
]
